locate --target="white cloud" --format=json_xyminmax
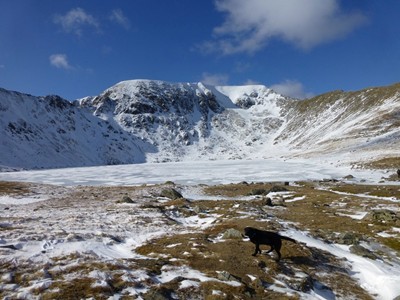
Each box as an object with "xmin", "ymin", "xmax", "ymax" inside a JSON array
[
  {"xmin": 201, "ymin": 72, "xmax": 229, "ymax": 86},
  {"xmin": 209, "ymin": 0, "xmax": 367, "ymax": 54},
  {"xmin": 243, "ymin": 79, "xmax": 261, "ymax": 85},
  {"xmin": 270, "ymin": 80, "xmax": 313, "ymax": 99},
  {"xmin": 110, "ymin": 9, "xmax": 131, "ymax": 30},
  {"xmin": 54, "ymin": 7, "xmax": 99, "ymax": 36},
  {"xmin": 49, "ymin": 54, "xmax": 72, "ymax": 70}
]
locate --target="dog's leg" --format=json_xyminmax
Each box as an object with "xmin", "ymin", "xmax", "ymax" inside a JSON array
[
  {"xmin": 265, "ymin": 246, "xmax": 274, "ymax": 254},
  {"xmin": 252, "ymin": 243, "xmax": 261, "ymax": 256},
  {"xmin": 275, "ymin": 241, "xmax": 282, "ymax": 261},
  {"xmin": 275, "ymin": 249, "xmax": 281, "ymax": 261}
]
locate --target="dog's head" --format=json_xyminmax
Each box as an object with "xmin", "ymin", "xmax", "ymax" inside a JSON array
[{"xmin": 244, "ymin": 227, "xmax": 256, "ymax": 237}]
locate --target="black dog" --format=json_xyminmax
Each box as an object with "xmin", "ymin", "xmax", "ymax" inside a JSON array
[{"xmin": 244, "ymin": 227, "xmax": 296, "ymax": 261}]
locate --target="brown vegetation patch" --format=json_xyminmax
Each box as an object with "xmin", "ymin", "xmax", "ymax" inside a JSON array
[
  {"xmin": 203, "ymin": 182, "xmax": 280, "ymax": 197},
  {"xmin": 0, "ymin": 181, "xmax": 31, "ymax": 196},
  {"xmin": 329, "ymin": 183, "xmax": 400, "ymax": 198},
  {"xmin": 360, "ymin": 156, "xmax": 400, "ymax": 170}
]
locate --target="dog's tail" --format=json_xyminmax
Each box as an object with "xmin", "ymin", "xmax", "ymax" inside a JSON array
[{"xmin": 280, "ymin": 235, "xmax": 296, "ymax": 243}]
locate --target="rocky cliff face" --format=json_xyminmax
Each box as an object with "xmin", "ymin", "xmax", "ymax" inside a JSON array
[{"xmin": 1, "ymin": 80, "xmax": 399, "ymax": 170}]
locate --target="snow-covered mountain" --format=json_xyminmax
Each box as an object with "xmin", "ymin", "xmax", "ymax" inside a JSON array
[{"xmin": 1, "ymin": 80, "xmax": 399, "ymax": 170}]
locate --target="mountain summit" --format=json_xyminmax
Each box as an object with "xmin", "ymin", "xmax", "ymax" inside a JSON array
[{"xmin": 1, "ymin": 80, "xmax": 399, "ymax": 170}]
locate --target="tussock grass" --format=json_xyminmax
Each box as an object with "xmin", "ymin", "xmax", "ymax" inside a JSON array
[
  {"xmin": 330, "ymin": 183, "xmax": 400, "ymax": 198},
  {"xmin": 0, "ymin": 181, "xmax": 31, "ymax": 196},
  {"xmin": 381, "ymin": 237, "xmax": 400, "ymax": 252},
  {"xmin": 275, "ymin": 183, "xmax": 398, "ymax": 242},
  {"xmin": 42, "ymin": 278, "xmax": 108, "ymax": 300},
  {"xmin": 203, "ymin": 182, "xmax": 279, "ymax": 197},
  {"xmin": 362, "ymin": 157, "xmax": 400, "ymax": 170}
]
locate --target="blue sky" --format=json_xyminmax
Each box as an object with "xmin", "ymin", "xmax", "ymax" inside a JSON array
[{"xmin": 1, "ymin": 0, "xmax": 399, "ymax": 100}]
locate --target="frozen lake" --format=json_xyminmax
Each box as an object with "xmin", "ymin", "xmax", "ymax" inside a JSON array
[{"xmin": 0, "ymin": 159, "xmax": 384, "ymax": 186}]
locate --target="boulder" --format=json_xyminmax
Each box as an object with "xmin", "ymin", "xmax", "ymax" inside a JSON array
[
  {"xmin": 160, "ymin": 188, "xmax": 183, "ymax": 200},
  {"xmin": 336, "ymin": 232, "xmax": 362, "ymax": 245},
  {"xmin": 350, "ymin": 245, "xmax": 378, "ymax": 260},
  {"xmin": 269, "ymin": 186, "xmax": 289, "ymax": 193},
  {"xmin": 117, "ymin": 195, "xmax": 135, "ymax": 204},
  {"xmin": 293, "ymin": 275, "xmax": 314, "ymax": 293},
  {"xmin": 265, "ymin": 197, "xmax": 273, "ymax": 207},
  {"xmin": 143, "ymin": 287, "xmax": 174, "ymax": 300},
  {"xmin": 222, "ymin": 228, "xmax": 243, "ymax": 239},
  {"xmin": 367, "ymin": 209, "xmax": 398, "ymax": 223},
  {"xmin": 193, "ymin": 205, "xmax": 206, "ymax": 214},
  {"xmin": 248, "ymin": 188, "xmax": 269, "ymax": 196},
  {"xmin": 217, "ymin": 270, "xmax": 241, "ymax": 283}
]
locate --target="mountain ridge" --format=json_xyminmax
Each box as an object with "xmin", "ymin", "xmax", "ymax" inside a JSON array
[{"xmin": 1, "ymin": 80, "xmax": 399, "ymax": 170}]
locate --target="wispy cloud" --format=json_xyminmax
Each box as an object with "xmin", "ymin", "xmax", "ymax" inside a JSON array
[
  {"xmin": 49, "ymin": 54, "xmax": 73, "ymax": 70},
  {"xmin": 243, "ymin": 79, "xmax": 261, "ymax": 86},
  {"xmin": 54, "ymin": 7, "xmax": 99, "ymax": 36},
  {"xmin": 110, "ymin": 9, "xmax": 131, "ymax": 30},
  {"xmin": 205, "ymin": 0, "xmax": 367, "ymax": 54},
  {"xmin": 271, "ymin": 80, "xmax": 313, "ymax": 99},
  {"xmin": 201, "ymin": 72, "xmax": 229, "ymax": 86}
]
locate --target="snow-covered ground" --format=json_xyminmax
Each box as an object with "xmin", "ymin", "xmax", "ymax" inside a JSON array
[
  {"xmin": 283, "ymin": 228, "xmax": 400, "ymax": 300},
  {"xmin": 1, "ymin": 159, "xmax": 399, "ymax": 299}
]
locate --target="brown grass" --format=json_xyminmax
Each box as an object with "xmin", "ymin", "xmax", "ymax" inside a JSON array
[
  {"xmin": 361, "ymin": 157, "xmax": 400, "ymax": 170},
  {"xmin": 203, "ymin": 182, "xmax": 279, "ymax": 197},
  {"xmin": 0, "ymin": 181, "xmax": 31, "ymax": 196}
]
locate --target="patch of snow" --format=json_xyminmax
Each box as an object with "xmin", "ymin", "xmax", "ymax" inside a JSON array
[
  {"xmin": 336, "ymin": 211, "xmax": 368, "ymax": 220},
  {"xmin": 321, "ymin": 188, "xmax": 399, "ymax": 202},
  {"xmin": 283, "ymin": 228, "xmax": 400, "ymax": 300},
  {"xmin": 285, "ymin": 196, "xmax": 306, "ymax": 203},
  {"xmin": 0, "ymin": 195, "xmax": 49, "ymax": 205},
  {"xmin": 156, "ymin": 265, "xmax": 241, "ymax": 287},
  {"xmin": 377, "ymin": 231, "xmax": 397, "ymax": 238}
]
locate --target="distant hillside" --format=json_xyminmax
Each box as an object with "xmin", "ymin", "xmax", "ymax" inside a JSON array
[
  {"xmin": 1, "ymin": 80, "xmax": 399, "ymax": 170},
  {"xmin": 276, "ymin": 83, "xmax": 400, "ymax": 165}
]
